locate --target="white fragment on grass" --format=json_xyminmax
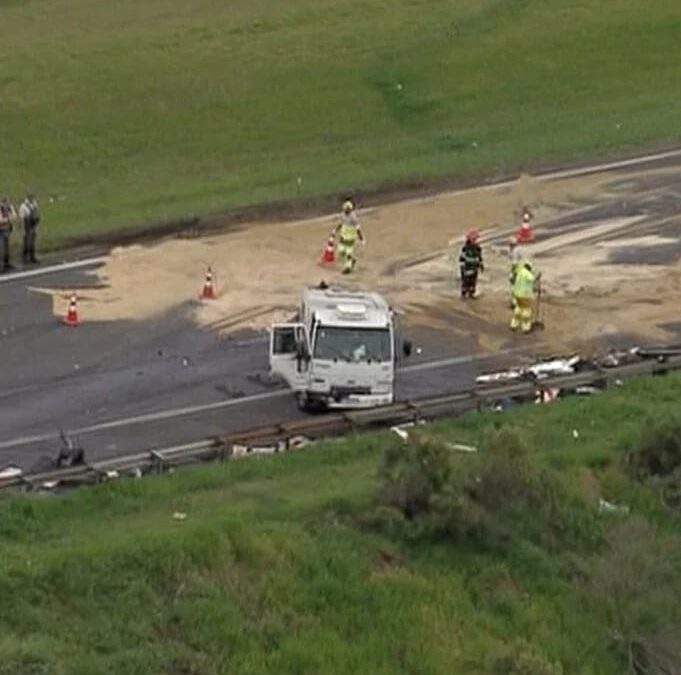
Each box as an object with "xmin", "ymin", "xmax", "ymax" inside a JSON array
[
  {"xmin": 390, "ymin": 421, "xmax": 428, "ymax": 441},
  {"xmin": 572, "ymin": 429, "xmax": 580, "ymax": 439},
  {"xmin": 445, "ymin": 442, "xmax": 477, "ymax": 453},
  {"xmin": 598, "ymin": 498, "xmax": 630, "ymax": 515},
  {"xmin": 173, "ymin": 512, "xmax": 188, "ymax": 521},
  {"xmin": 391, "ymin": 427, "xmax": 409, "ymax": 441}
]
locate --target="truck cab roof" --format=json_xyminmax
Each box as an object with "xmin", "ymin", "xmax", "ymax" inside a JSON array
[{"xmin": 302, "ymin": 286, "xmax": 392, "ymax": 329}]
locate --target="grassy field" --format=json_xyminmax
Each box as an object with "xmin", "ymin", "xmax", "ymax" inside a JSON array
[
  {"xmin": 1, "ymin": 374, "xmax": 681, "ymax": 674},
  {"xmin": 1, "ymin": 0, "xmax": 680, "ymax": 247}
]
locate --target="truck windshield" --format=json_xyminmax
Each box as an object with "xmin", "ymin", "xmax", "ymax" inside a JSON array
[{"xmin": 313, "ymin": 326, "xmax": 392, "ymax": 363}]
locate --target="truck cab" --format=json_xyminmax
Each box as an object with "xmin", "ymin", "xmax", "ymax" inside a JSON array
[{"xmin": 269, "ymin": 286, "xmax": 398, "ymax": 410}]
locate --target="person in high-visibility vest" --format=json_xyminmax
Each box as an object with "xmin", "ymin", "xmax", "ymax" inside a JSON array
[
  {"xmin": 334, "ymin": 200, "xmax": 365, "ymax": 274},
  {"xmin": 510, "ymin": 261, "xmax": 538, "ymax": 333}
]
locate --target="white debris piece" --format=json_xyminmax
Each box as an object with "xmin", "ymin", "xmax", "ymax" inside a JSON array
[
  {"xmin": 390, "ymin": 421, "xmax": 427, "ymax": 441},
  {"xmin": 172, "ymin": 512, "xmax": 188, "ymax": 521},
  {"xmin": 598, "ymin": 498, "xmax": 630, "ymax": 515},
  {"xmin": 445, "ymin": 442, "xmax": 477, "ymax": 453},
  {"xmin": 478, "ymin": 355, "xmax": 585, "ymax": 386},
  {"xmin": 527, "ymin": 356, "xmax": 582, "ymax": 379},
  {"xmin": 231, "ymin": 435, "xmax": 312, "ymax": 458},
  {"xmin": 476, "ymin": 369, "xmax": 525, "ymax": 384},
  {"xmin": 0, "ymin": 465, "xmax": 22, "ymax": 480}
]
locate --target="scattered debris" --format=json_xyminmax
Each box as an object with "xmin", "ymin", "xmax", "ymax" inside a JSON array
[
  {"xmin": 535, "ymin": 388, "xmax": 560, "ymax": 404},
  {"xmin": 172, "ymin": 512, "xmax": 188, "ymax": 521},
  {"xmin": 445, "ymin": 442, "xmax": 477, "ymax": 453},
  {"xmin": 56, "ymin": 431, "xmax": 85, "ymax": 468},
  {"xmin": 598, "ymin": 498, "xmax": 630, "ymax": 515},
  {"xmin": 231, "ymin": 435, "xmax": 311, "ymax": 458},
  {"xmin": 476, "ymin": 369, "xmax": 525, "ymax": 385},
  {"xmin": 389, "ymin": 421, "xmax": 427, "ymax": 441},
  {"xmin": 574, "ymin": 385, "xmax": 602, "ymax": 396},
  {"xmin": 0, "ymin": 465, "xmax": 22, "ymax": 481},
  {"xmin": 527, "ymin": 355, "xmax": 587, "ymax": 379}
]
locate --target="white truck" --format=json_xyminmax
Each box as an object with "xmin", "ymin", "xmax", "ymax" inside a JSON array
[{"xmin": 269, "ymin": 286, "xmax": 407, "ymax": 411}]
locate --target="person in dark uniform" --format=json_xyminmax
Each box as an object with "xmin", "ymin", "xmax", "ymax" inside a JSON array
[
  {"xmin": 19, "ymin": 194, "xmax": 40, "ymax": 264},
  {"xmin": 458, "ymin": 229, "xmax": 484, "ymax": 298},
  {"xmin": 0, "ymin": 197, "xmax": 16, "ymax": 273}
]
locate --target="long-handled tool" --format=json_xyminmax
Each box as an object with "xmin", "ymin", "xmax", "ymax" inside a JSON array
[{"xmin": 533, "ymin": 274, "xmax": 545, "ymax": 331}]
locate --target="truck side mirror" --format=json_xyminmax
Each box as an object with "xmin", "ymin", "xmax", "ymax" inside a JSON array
[{"xmin": 402, "ymin": 339, "xmax": 413, "ymax": 358}]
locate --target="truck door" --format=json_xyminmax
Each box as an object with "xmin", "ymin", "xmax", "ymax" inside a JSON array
[{"xmin": 269, "ymin": 323, "xmax": 310, "ymax": 391}]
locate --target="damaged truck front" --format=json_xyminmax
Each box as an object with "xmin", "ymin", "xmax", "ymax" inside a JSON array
[{"xmin": 269, "ymin": 286, "xmax": 406, "ymax": 411}]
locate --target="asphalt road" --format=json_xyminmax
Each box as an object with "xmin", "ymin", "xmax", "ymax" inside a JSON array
[
  {"xmin": 0, "ymin": 265, "xmax": 523, "ymax": 471},
  {"xmin": 2, "ymin": 148, "xmax": 681, "ymax": 472}
]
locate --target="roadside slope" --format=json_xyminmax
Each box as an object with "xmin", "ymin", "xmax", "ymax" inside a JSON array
[{"xmin": 2, "ymin": 374, "xmax": 681, "ymax": 673}]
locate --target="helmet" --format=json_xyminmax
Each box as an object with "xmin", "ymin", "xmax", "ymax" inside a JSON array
[
  {"xmin": 466, "ymin": 229, "xmax": 479, "ymax": 242},
  {"xmin": 523, "ymin": 212, "xmax": 531, "ymax": 222},
  {"xmin": 342, "ymin": 200, "xmax": 354, "ymax": 213}
]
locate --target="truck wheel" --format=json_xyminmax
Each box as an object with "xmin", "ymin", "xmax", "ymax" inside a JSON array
[{"xmin": 296, "ymin": 392, "xmax": 326, "ymax": 414}]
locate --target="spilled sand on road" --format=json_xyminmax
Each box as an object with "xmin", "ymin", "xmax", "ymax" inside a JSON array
[{"xmin": 33, "ymin": 164, "xmax": 681, "ymax": 355}]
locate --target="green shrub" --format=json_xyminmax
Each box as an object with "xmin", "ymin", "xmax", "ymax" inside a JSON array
[
  {"xmin": 377, "ymin": 428, "xmax": 573, "ymax": 545},
  {"xmin": 378, "ymin": 431, "xmax": 452, "ymax": 520}
]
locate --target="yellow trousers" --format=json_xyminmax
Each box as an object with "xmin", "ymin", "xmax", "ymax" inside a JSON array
[
  {"xmin": 510, "ymin": 296, "xmax": 533, "ymax": 333},
  {"xmin": 337, "ymin": 240, "xmax": 357, "ymax": 272}
]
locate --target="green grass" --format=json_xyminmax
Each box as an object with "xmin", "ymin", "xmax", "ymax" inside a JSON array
[
  {"xmin": 2, "ymin": 374, "xmax": 681, "ymax": 673},
  {"xmin": 1, "ymin": 0, "xmax": 680, "ymax": 247}
]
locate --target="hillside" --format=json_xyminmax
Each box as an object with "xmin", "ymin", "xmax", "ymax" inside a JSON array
[
  {"xmin": 1, "ymin": 374, "xmax": 681, "ymax": 674},
  {"xmin": 1, "ymin": 0, "xmax": 680, "ymax": 245}
]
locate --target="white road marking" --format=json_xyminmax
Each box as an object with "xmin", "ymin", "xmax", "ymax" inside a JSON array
[
  {"xmin": 387, "ymin": 148, "xmax": 681, "ymax": 210},
  {"xmin": 0, "ymin": 348, "xmax": 527, "ymax": 451},
  {"xmin": 0, "ymin": 390, "xmax": 292, "ymax": 451},
  {"xmin": 0, "ymin": 256, "xmax": 108, "ymax": 284}
]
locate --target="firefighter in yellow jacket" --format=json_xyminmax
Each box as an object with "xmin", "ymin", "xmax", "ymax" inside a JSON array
[
  {"xmin": 510, "ymin": 261, "xmax": 539, "ymax": 333},
  {"xmin": 334, "ymin": 200, "xmax": 365, "ymax": 274}
]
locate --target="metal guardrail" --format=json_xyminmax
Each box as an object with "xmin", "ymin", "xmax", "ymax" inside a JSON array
[{"xmin": 2, "ymin": 355, "xmax": 681, "ymax": 493}]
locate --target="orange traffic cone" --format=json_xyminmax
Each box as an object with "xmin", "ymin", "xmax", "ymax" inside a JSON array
[
  {"xmin": 516, "ymin": 212, "xmax": 534, "ymax": 243},
  {"xmin": 322, "ymin": 235, "xmax": 335, "ymax": 264},
  {"xmin": 200, "ymin": 266, "xmax": 217, "ymax": 300},
  {"xmin": 63, "ymin": 294, "xmax": 80, "ymax": 327}
]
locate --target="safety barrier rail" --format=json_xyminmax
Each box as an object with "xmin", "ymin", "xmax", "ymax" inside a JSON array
[{"xmin": 2, "ymin": 355, "xmax": 681, "ymax": 493}]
